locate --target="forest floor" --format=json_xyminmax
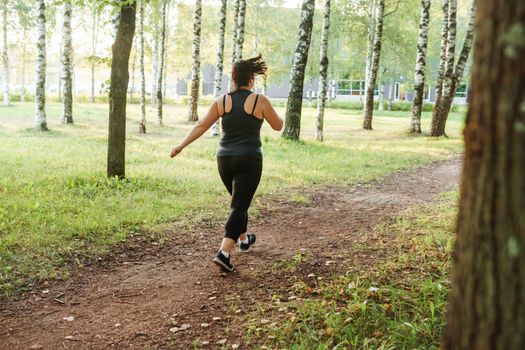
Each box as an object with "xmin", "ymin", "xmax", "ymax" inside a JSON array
[{"xmin": 0, "ymin": 157, "xmax": 460, "ymax": 350}]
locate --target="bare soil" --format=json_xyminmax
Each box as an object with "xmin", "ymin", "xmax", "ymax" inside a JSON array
[{"xmin": 0, "ymin": 158, "xmax": 461, "ymax": 350}]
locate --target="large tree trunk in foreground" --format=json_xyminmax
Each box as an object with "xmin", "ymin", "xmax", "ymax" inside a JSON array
[
  {"xmin": 235, "ymin": 0, "xmax": 246, "ymax": 60},
  {"xmin": 210, "ymin": 0, "xmax": 227, "ymax": 137},
  {"xmin": 2, "ymin": 1, "xmax": 9, "ymax": 106},
  {"xmin": 431, "ymin": 1, "xmax": 476, "ymax": 137},
  {"xmin": 35, "ymin": 0, "xmax": 47, "ymax": 131},
  {"xmin": 107, "ymin": 2, "xmax": 136, "ymax": 179},
  {"xmin": 442, "ymin": 1, "xmax": 525, "ymax": 348},
  {"xmin": 188, "ymin": 0, "xmax": 202, "ymax": 122},
  {"xmin": 281, "ymin": 0, "xmax": 316, "ymax": 141},
  {"xmin": 435, "ymin": 0, "xmax": 449, "ymax": 102},
  {"xmin": 314, "ymin": 0, "xmax": 331, "ymax": 142},
  {"xmin": 156, "ymin": 1, "xmax": 166, "ymax": 126},
  {"xmin": 61, "ymin": 0, "xmax": 74, "ymax": 124},
  {"xmin": 363, "ymin": 0, "xmax": 385, "ymax": 130},
  {"xmin": 410, "ymin": 0, "xmax": 431, "ymax": 134},
  {"xmin": 430, "ymin": 0, "xmax": 457, "ymax": 136},
  {"xmin": 138, "ymin": 0, "xmax": 146, "ymax": 133}
]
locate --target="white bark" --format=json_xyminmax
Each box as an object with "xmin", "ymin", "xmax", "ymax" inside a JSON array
[
  {"xmin": 188, "ymin": 0, "xmax": 202, "ymax": 122},
  {"xmin": 139, "ymin": 0, "xmax": 146, "ymax": 133},
  {"xmin": 2, "ymin": 1, "xmax": 9, "ymax": 106},
  {"xmin": 35, "ymin": 0, "xmax": 47, "ymax": 131},
  {"xmin": 435, "ymin": 0, "xmax": 449, "ymax": 100},
  {"xmin": 210, "ymin": 0, "xmax": 227, "ymax": 137},
  {"xmin": 156, "ymin": 1, "xmax": 166, "ymax": 126},
  {"xmin": 61, "ymin": 0, "xmax": 73, "ymax": 124},
  {"xmin": 364, "ymin": 0, "xmax": 376, "ymax": 96},
  {"xmin": 314, "ymin": 0, "xmax": 331, "ymax": 142},
  {"xmin": 235, "ymin": 0, "xmax": 246, "ymax": 60}
]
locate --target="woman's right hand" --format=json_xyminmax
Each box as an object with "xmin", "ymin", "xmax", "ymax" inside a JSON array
[{"xmin": 170, "ymin": 145, "xmax": 184, "ymax": 158}]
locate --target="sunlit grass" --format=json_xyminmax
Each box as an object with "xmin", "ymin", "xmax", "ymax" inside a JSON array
[{"xmin": 0, "ymin": 101, "xmax": 464, "ymax": 295}]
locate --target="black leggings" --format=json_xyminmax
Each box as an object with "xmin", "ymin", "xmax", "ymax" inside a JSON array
[{"xmin": 217, "ymin": 156, "xmax": 263, "ymax": 242}]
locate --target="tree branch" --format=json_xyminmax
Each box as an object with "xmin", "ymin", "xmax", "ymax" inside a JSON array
[{"xmin": 383, "ymin": 0, "xmax": 400, "ymax": 18}]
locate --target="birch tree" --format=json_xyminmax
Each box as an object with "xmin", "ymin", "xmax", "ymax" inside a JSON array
[
  {"xmin": 210, "ymin": 0, "xmax": 227, "ymax": 137},
  {"xmin": 188, "ymin": 0, "xmax": 202, "ymax": 122},
  {"xmin": 235, "ymin": 0, "xmax": 246, "ymax": 60},
  {"xmin": 61, "ymin": 0, "xmax": 73, "ymax": 124},
  {"xmin": 314, "ymin": 0, "xmax": 331, "ymax": 142},
  {"xmin": 35, "ymin": 0, "xmax": 47, "ymax": 131},
  {"xmin": 107, "ymin": 1, "xmax": 136, "ymax": 178},
  {"xmin": 442, "ymin": 0, "xmax": 525, "ymax": 346},
  {"xmin": 89, "ymin": 2, "xmax": 99, "ymax": 103},
  {"xmin": 434, "ymin": 0, "xmax": 449, "ymax": 102},
  {"xmin": 362, "ymin": 0, "xmax": 385, "ymax": 130},
  {"xmin": 156, "ymin": 0, "xmax": 167, "ymax": 126},
  {"xmin": 228, "ymin": 0, "xmax": 240, "ymax": 91},
  {"xmin": 138, "ymin": 0, "xmax": 146, "ymax": 133},
  {"xmin": 2, "ymin": 0, "xmax": 9, "ymax": 106},
  {"xmin": 430, "ymin": 0, "xmax": 476, "ymax": 137},
  {"xmin": 364, "ymin": 0, "xmax": 376, "ymax": 100},
  {"xmin": 150, "ymin": 1, "xmax": 160, "ymax": 108},
  {"xmin": 281, "ymin": 0, "xmax": 315, "ymax": 141},
  {"xmin": 410, "ymin": 0, "xmax": 431, "ymax": 134}
]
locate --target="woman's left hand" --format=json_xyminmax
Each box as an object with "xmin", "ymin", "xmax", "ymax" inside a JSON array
[{"xmin": 170, "ymin": 145, "xmax": 184, "ymax": 158}]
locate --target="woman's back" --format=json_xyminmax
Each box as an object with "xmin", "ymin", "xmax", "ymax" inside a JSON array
[{"xmin": 218, "ymin": 90, "xmax": 263, "ymax": 159}]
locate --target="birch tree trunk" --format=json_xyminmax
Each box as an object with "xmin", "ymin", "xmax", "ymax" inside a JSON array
[
  {"xmin": 430, "ymin": 0, "xmax": 457, "ymax": 136},
  {"xmin": 129, "ymin": 48, "xmax": 136, "ymax": 103},
  {"xmin": 378, "ymin": 81, "xmax": 384, "ymax": 111},
  {"xmin": 387, "ymin": 79, "xmax": 394, "ymax": 110},
  {"xmin": 61, "ymin": 0, "xmax": 73, "ymax": 125},
  {"xmin": 2, "ymin": 1, "xmax": 9, "ymax": 106},
  {"xmin": 90, "ymin": 5, "xmax": 98, "ymax": 103},
  {"xmin": 229, "ymin": 0, "xmax": 240, "ymax": 91},
  {"xmin": 235, "ymin": 0, "xmax": 246, "ymax": 60},
  {"xmin": 435, "ymin": 0, "xmax": 449, "ymax": 102},
  {"xmin": 107, "ymin": 1, "xmax": 136, "ymax": 179},
  {"xmin": 188, "ymin": 0, "xmax": 202, "ymax": 122},
  {"xmin": 431, "ymin": 1, "xmax": 476, "ymax": 137},
  {"xmin": 314, "ymin": 0, "xmax": 331, "ymax": 142},
  {"xmin": 138, "ymin": 0, "xmax": 146, "ymax": 133},
  {"xmin": 364, "ymin": 0, "xmax": 376, "ymax": 97},
  {"xmin": 156, "ymin": 0, "xmax": 166, "ymax": 126},
  {"xmin": 151, "ymin": 2, "xmax": 159, "ymax": 108},
  {"xmin": 410, "ymin": 0, "xmax": 431, "ymax": 134},
  {"xmin": 442, "ymin": 0, "xmax": 525, "ymax": 347},
  {"xmin": 363, "ymin": 0, "xmax": 385, "ymax": 130},
  {"xmin": 281, "ymin": 0, "xmax": 316, "ymax": 141},
  {"xmin": 211, "ymin": 0, "xmax": 227, "ymax": 137},
  {"xmin": 35, "ymin": 0, "xmax": 47, "ymax": 131}
]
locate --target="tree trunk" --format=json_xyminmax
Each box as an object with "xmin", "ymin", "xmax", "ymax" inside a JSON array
[
  {"xmin": 2, "ymin": 1, "xmax": 9, "ymax": 106},
  {"xmin": 156, "ymin": 1, "xmax": 166, "ymax": 126},
  {"xmin": 129, "ymin": 47, "xmax": 135, "ymax": 103},
  {"xmin": 378, "ymin": 81, "xmax": 384, "ymax": 111},
  {"xmin": 35, "ymin": 0, "xmax": 47, "ymax": 131},
  {"xmin": 211, "ymin": 0, "xmax": 227, "ymax": 137},
  {"xmin": 235, "ymin": 0, "xmax": 246, "ymax": 60},
  {"xmin": 442, "ymin": 1, "xmax": 525, "ymax": 348},
  {"xmin": 107, "ymin": 2, "xmax": 136, "ymax": 179},
  {"xmin": 430, "ymin": 0, "xmax": 457, "ymax": 136},
  {"xmin": 61, "ymin": 0, "xmax": 73, "ymax": 125},
  {"xmin": 20, "ymin": 28, "xmax": 26, "ymax": 103},
  {"xmin": 435, "ymin": 0, "xmax": 449, "ymax": 102},
  {"xmin": 314, "ymin": 0, "xmax": 330, "ymax": 142},
  {"xmin": 229, "ymin": 0, "xmax": 240, "ymax": 91},
  {"xmin": 364, "ymin": 0, "xmax": 376, "ymax": 97},
  {"xmin": 281, "ymin": 0, "xmax": 316, "ymax": 141},
  {"xmin": 433, "ymin": 1, "xmax": 476, "ymax": 136},
  {"xmin": 90, "ymin": 5, "xmax": 98, "ymax": 103},
  {"xmin": 387, "ymin": 79, "xmax": 394, "ymax": 110},
  {"xmin": 138, "ymin": 0, "xmax": 146, "ymax": 134},
  {"xmin": 363, "ymin": 0, "xmax": 385, "ymax": 130},
  {"xmin": 410, "ymin": 0, "xmax": 431, "ymax": 134},
  {"xmin": 151, "ymin": 2, "xmax": 159, "ymax": 109},
  {"xmin": 188, "ymin": 0, "xmax": 202, "ymax": 122}
]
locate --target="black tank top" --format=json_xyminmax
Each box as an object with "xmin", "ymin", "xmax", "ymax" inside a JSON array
[{"xmin": 217, "ymin": 90, "xmax": 263, "ymax": 159}]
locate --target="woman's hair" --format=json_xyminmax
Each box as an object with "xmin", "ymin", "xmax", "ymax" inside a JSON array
[{"xmin": 232, "ymin": 54, "xmax": 267, "ymax": 88}]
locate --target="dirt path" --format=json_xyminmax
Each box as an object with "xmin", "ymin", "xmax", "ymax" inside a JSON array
[{"xmin": 0, "ymin": 158, "xmax": 461, "ymax": 350}]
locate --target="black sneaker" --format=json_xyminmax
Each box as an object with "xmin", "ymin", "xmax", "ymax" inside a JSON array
[
  {"xmin": 239, "ymin": 234, "xmax": 257, "ymax": 252},
  {"xmin": 212, "ymin": 251, "xmax": 235, "ymax": 272}
]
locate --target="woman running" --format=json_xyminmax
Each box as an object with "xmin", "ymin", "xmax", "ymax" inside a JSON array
[{"xmin": 170, "ymin": 54, "xmax": 283, "ymax": 272}]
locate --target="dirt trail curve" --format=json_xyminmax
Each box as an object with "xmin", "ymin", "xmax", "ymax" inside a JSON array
[{"xmin": 0, "ymin": 158, "xmax": 461, "ymax": 350}]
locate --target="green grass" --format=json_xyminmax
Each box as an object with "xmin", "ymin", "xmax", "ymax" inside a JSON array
[
  {"xmin": 0, "ymin": 101, "xmax": 463, "ymax": 296},
  {"xmin": 249, "ymin": 192, "xmax": 458, "ymax": 350}
]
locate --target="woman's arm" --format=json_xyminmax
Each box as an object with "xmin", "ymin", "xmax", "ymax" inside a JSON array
[
  {"xmin": 259, "ymin": 95, "xmax": 284, "ymax": 131},
  {"xmin": 170, "ymin": 97, "xmax": 222, "ymax": 158}
]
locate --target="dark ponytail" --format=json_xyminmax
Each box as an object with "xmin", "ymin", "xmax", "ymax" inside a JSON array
[{"xmin": 232, "ymin": 54, "xmax": 267, "ymax": 88}]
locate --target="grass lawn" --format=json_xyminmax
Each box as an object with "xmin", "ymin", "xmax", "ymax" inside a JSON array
[{"xmin": 0, "ymin": 101, "xmax": 464, "ymax": 296}]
